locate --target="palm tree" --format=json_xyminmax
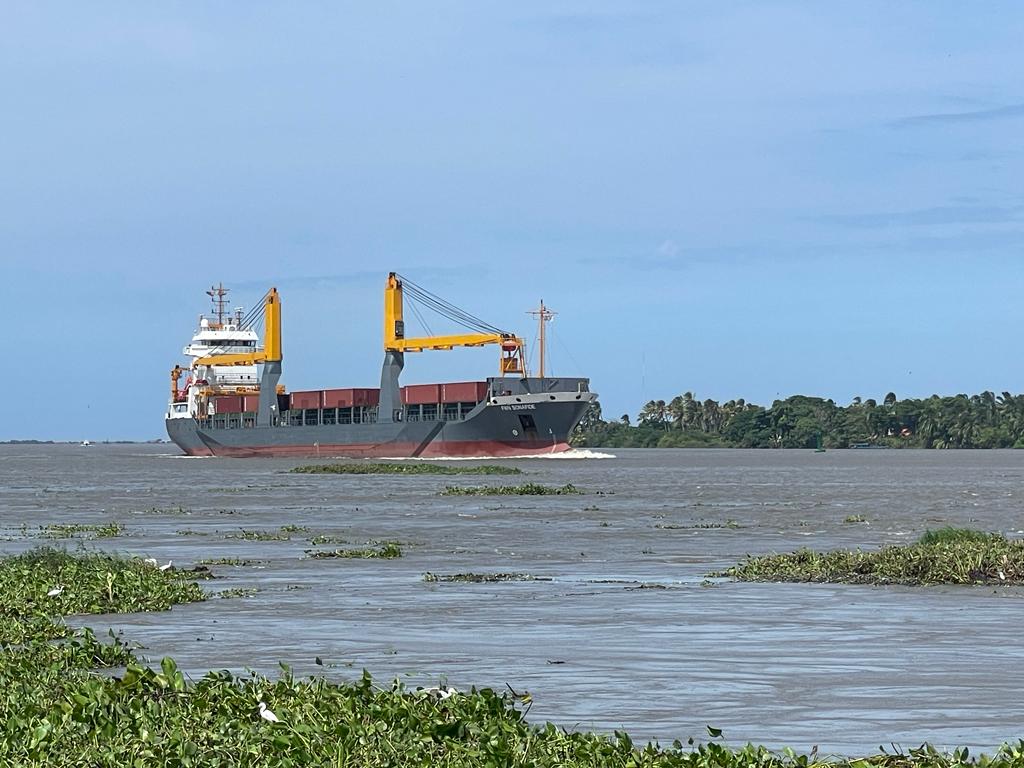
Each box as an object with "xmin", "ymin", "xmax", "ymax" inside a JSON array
[
  {"xmin": 667, "ymin": 396, "xmax": 686, "ymax": 430},
  {"xmin": 681, "ymin": 392, "xmax": 698, "ymax": 430},
  {"xmin": 702, "ymin": 399, "xmax": 722, "ymax": 433},
  {"xmin": 638, "ymin": 400, "xmax": 667, "ymax": 427}
]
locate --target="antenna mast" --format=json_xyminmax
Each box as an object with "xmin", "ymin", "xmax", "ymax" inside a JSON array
[
  {"xmin": 527, "ymin": 300, "xmax": 556, "ymax": 378},
  {"xmin": 206, "ymin": 283, "xmax": 229, "ymax": 328}
]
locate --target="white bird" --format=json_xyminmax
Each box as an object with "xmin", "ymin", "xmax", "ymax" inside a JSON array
[
  {"xmin": 420, "ymin": 686, "xmax": 459, "ymax": 700},
  {"xmin": 143, "ymin": 557, "xmax": 158, "ymax": 567},
  {"xmin": 159, "ymin": 560, "xmax": 173, "ymax": 572},
  {"xmin": 46, "ymin": 586, "xmax": 63, "ymax": 597},
  {"xmin": 258, "ymin": 702, "xmax": 280, "ymax": 723}
]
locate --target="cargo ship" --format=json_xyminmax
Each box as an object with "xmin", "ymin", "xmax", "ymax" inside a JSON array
[{"xmin": 165, "ymin": 274, "xmax": 596, "ymax": 458}]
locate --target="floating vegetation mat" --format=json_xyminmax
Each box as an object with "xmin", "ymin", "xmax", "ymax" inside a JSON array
[
  {"xmin": 307, "ymin": 543, "xmax": 403, "ymax": 559},
  {"xmin": 0, "ymin": 547, "xmax": 205, "ymax": 645},
  {"xmin": 441, "ymin": 483, "xmax": 582, "ymax": 496},
  {"xmin": 307, "ymin": 534, "xmax": 349, "ymax": 546},
  {"xmin": 423, "ymin": 572, "xmax": 551, "ymax": 583},
  {"xmin": 290, "ymin": 462, "xmax": 521, "ymax": 475},
  {"xmin": 656, "ymin": 520, "xmax": 742, "ymax": 530},
  {"xmin": 38, "ymin": 523, "xmax": 125, "ymax": 539},
  {"xmin": 720, "ymin": 528, "xmax": 1024, "ymax": 585},
  {"xmin": 225, "ymin": 529, "xmax": 292, "ymax": 542},
  {"xmin": 1, "ymin": 548, "xmax": 1023, "ymax": 765}
]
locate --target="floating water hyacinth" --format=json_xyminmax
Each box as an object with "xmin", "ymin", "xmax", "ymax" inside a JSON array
[
  {"xmin": 290, "ymin": 462, "xmax": 521, "ymax": 475},
  {"xmin": 719, "ymin": 528, "xmax": 1024, "ymax": 585}
]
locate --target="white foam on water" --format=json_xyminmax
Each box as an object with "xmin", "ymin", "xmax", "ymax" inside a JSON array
[{"xmin": 530, "ymin": 448, "xmax": 615, "ymax": 460}]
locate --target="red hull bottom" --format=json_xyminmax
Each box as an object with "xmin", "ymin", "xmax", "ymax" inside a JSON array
[{"xmin": 179, "ymin": 440, "xmax": 573, "ymax": 459}]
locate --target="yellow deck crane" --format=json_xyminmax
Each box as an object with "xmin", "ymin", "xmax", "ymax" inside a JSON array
[
  {"xmin": 383, "ymin": 273, "xmax": 525, "ymax": 374},
  {"xmin": 377, "ymin": 272, "xmax": 526, "ymax": 424}
]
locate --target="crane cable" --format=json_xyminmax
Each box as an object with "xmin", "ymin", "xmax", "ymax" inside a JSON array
[{"xmin": 396, "ymin": 274, "xmax": 510, "ymax": 336}]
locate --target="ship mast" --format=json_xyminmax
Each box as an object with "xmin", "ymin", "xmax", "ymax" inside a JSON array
[
  {"xmin": 206, "ymin": 283, "xmax": 229, "ymax": 328},
  {"xmin": 527, "ymin": 300, "xmax": 556, "ymax": 378}
]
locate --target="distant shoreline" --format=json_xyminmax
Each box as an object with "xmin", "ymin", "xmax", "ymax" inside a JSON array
[
  {"xmin": 574, "ymin": 391, "xmax": 1024, "ymax": 450},
  {"xmin": 0, "ymin": 440, "xmax": 167, "ymax": 445}
]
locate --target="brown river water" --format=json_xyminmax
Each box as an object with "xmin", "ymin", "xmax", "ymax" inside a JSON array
[{"xmin": 2, "ymin": 444, "xmax": 1023, "ymax": 755}]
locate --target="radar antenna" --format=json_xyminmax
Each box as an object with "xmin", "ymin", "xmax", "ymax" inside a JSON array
[{"xmin": 206, "ymin": 283, "xmax": 229, "ymax": 328}]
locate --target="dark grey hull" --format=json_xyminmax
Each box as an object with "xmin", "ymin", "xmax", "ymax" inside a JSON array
[{"xmin": 166, "ymin": 396, "xmax": 593, "ymax": 458}]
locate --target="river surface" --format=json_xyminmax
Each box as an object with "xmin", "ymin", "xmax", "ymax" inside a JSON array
[{"xmin": 2, "ymin": 444, "xmax": 1022, "ymax": 755}]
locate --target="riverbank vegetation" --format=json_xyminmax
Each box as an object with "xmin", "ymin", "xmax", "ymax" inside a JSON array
[
  {"xmin": 720, "ymin": 528, "xmax": 1024, "ymax": 585},
  {"xmin": 574, "ymin": 391, "xmax": 1024, "ymax": 449},
  {"xmin": 290, "ymin": 462, "xmax": 520, "ymax": 475},
  {"xmin": 4, "ymin": 548, "xmax": 1024, "ymax": 765}
]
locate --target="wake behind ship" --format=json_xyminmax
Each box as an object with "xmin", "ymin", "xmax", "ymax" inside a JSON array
[{"xmin": 165, "ymin": 274, "xmax": 596, "ymax": 458}]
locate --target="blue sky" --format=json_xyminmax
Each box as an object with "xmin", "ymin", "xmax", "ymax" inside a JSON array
[{"xmin": 2, "ymin": 2, "xmax": 1022, "ymax": 439}]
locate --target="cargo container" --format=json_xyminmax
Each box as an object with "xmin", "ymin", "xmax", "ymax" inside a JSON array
[
  {"xmin": 323, "ymin": 388, "xmax": 381, "ymax": 408},
  {"xmin": 440, "ymin": 381, "xmax": 488, "ymax": 404},
  {"xmin": 401, "ymin": 384, "xmax": 441, "ymax": 405},
  {"xmin": 243, "ymin": 395, "xmax": 261, "ymax": 412},
  {"xmin": 214, "ymin": 395, "xmax": 244, "ymax": 414},
  {"xmin": 289, "ymin": 390, "xmax": 321, "ymax": 410}
]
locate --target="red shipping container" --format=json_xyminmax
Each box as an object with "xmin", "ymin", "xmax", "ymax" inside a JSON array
[
  {"xmin": 290, "ymin": 390, "xmax": 321, "ymax": 410},
  {"xmin": 214, "ymin": 396, "xmax": 244, "ymax": 414},
  {"xmin": 322, "ymin": 388, "xmax": 381, "ymax": 408},
  {"xmin": 322, "ymin": 388, "xmax": 354, "ymax": 408},
  {"xmin": 243, "ymin": 395, "xmax": 261, "ymax": 412},
  {"xmin": 401, "ymin": 384, "xmax": 441, "ymax": 405},
  {"xmin": 440, "ymin": 381, "xmax": 488, "ymax": 403}
]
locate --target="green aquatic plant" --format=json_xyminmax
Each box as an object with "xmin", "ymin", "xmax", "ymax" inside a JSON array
[
  {"xmin": 441, "ymin": 483, "xmax": 582, "ymax": 496},
  {"xmin": 0, "ymin": 548, "xmax": 205, "ymax": 644},
  {"xmin": 290, "ymin": 462, "xmax": 521, "ymax": 475},
  {"xmin": 225, "ymin": 529, "xmax": 291, "ymax": 541},
  {"xmin": 917, "ymin": 526, "xmax": 993, "ymax": 545},
  {"xmin": 423, "ymin": 572, "xmax": 551, "ymax": 583},
  {"xmin": 843, "ymin": 515, "xmax": 868, "ymax": 524},
  {"xmin": 307, "ymin": 543, "xmax": 403, "ymax": 559},
  {"xmin": 720, "ymin": 530, "xmax": 1024, "ymax": 585},
  {"xmin": 39, "ymin": 523, "xmax": 124, "ymax": 539},
  {"xmin": 279, "ymin": 524, "xmax": 309, "ymax": 533},
  {"xmin": 136, "ymin": 505, "xmax": 192, "ymax": 515},
  {"xmin": 197, "ymin": 557, "xmax": 264, "ymax": 566},
  {"xmin": 307, "ymin": 534, "xmax": 349, "ymax": 546},
  {"xmin": 655, "ymin": 520, "xmax": 742, "ymax": 530},
  {"xmin": 216, "ymin": 587, "xmax": 259, "ymax": 599}
]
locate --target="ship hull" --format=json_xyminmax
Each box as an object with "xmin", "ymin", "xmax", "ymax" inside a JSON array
[{"xmin": 166, "ymin": 395, "xmax": 590, "ymax": 459}]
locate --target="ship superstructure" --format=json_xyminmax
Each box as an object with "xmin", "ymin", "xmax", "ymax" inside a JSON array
[{"xmin": 165, "ymin": 274, "xmax": 595, "ymax": 458}]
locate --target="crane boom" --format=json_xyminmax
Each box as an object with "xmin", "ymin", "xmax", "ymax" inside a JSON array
[{"xmin": 383, "ymin": 273, "xmax": 524, "ymax": 374}]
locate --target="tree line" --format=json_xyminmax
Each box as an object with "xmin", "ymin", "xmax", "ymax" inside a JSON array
[{"xmin": 572, "ymin": 391, "xmax": 1024, "ymax": 449}]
